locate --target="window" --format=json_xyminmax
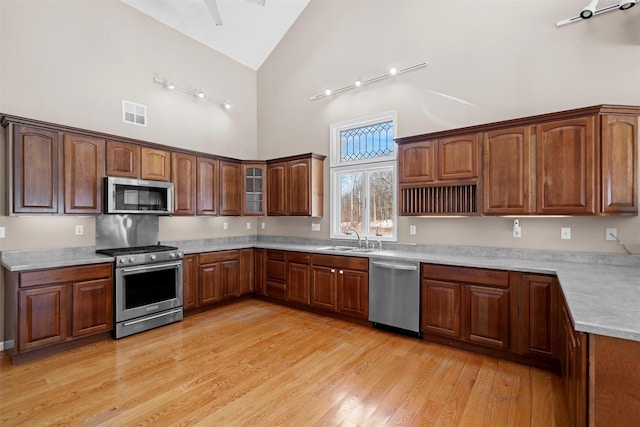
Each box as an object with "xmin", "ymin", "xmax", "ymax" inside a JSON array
[{"xmin": 330, "ymin": 111, "xmax": 397, "ymax": 242}]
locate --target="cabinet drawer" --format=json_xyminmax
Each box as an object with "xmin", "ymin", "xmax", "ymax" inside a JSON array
[
  {"xmin": 422, "ymin": 263, "xmax": 509, "ymax": 288},
  {"xmin": 286, "ymin": 251, "xmax": 310, "ymax": 264},
  {"xmin": 199, "ymin": 250, "xmax": 239, "ymax": 265},
  {"xmin": 266, "ymin": 250, "xmax": 286, "ymax": 261},
  {"xmin": 266, "ymin": 260, "xmax": 286, "ymax": 281},
  {"xmin": 311, "ymin": 254, "xmax": 368, "ymax": 271},
  {"xmin": 19, "ymin": 263, "xmax": 113, "ymax": 288}
]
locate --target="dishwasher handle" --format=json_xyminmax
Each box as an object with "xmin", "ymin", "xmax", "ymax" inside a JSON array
[{"xmin": 371, "ymin": 261, "xmax": 418, "ymax": 271}]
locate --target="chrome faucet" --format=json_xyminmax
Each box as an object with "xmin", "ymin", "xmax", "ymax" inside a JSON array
[{"xmin": 344, "ymin": 227, "xmax": 362, "ymax": 248}]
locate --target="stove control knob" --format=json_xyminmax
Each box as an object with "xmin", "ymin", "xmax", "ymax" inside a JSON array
[
  {"xmin": 177, "ymin": 251, "xmax": 183, "ymax": 258},
  {"xmin": 129, "ymin": 257, "xmax": 136, "ymax": 263},
  {"xmin": 170, "ymin": 252, "xmax": 176, "ymax": 258},
  {"xmin": 119, "ymin": 257, "xmax": 127, "ymax": 264},
  {"xmin": 150, "ymin": 254, "xmax": 157, "ymax": 261}
]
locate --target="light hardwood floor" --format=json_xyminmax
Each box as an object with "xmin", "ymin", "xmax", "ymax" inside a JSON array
[{"xmin": 0, "ymin": 299, "xmax": 569, "ymax": 426}]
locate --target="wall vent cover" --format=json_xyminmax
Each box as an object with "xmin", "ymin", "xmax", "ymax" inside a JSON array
[{"xmin": 122, "ymin": 100, "xmax": 147, "ymax": 127}]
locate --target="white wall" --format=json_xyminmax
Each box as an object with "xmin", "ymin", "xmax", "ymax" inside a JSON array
[
  {"xmin": 0, "ymin": 0, "xmax": 259, "ymax": 253},
  {"xmin": 257, "ymin": 0, "xmax": 640, "ymax": 254}
]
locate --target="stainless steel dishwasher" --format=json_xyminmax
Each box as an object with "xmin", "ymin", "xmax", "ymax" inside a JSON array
[{"xmin": 368, "ymin": 258, "xmax": 422, "ymax": 337}]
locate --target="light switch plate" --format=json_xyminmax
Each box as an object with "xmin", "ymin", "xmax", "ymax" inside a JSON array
[
  {"xmin": 606, "ymin": 228, "xmax": 617, "ymax": 241},
  {"xmin": 0, "ymin": 226, "xmax": 5, "ymax": 239},
  {"xmin": 261, "ymin": 222, "xmax": 265, "ymax": 230},
  {"xmin": 223, "ymin": 222, "xmax": 228, "ymax": 230},
  {"xmin": 561, "ymin": 227, "xmax": 571, "ymax": 240},
  {"xmin": 246, "ymin": 222, "xmax": 251, "ymax": 230},
  {"xmin": 311, "ymin": 223, "xmax": 320, "ymax": 232}
]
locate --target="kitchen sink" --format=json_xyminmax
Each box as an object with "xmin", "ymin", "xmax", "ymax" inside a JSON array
[{"xmin": 315, "ymin": 246, "xmax": 357, "ymax": 252}]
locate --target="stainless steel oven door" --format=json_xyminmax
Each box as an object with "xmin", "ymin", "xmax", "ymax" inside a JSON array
[{"xmin": 115, "ymin": 260, "xmax": 183, "ymax": 323}]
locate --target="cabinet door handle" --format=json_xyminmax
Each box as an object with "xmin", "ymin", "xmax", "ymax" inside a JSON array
[
  {"xmin": 339, "ymin": 270, "xmax": 344, "ymax": 275},
  {"xmin": 331, "ymin": 269, "xmax": 335, "ymax": 273}
]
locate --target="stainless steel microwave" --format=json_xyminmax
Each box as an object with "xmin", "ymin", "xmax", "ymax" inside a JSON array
[{"xmin": 105, "ymin": 177, "xmax": 174, "ymax": 215}]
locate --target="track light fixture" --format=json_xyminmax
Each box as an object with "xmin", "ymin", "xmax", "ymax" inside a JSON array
[
  {"xmin": 557, "ymin": 0, "xmax": 639, "ymax": 26},
  {"xmin": 580, "ymin": 0, "xmax": 598, "ymax": 18},
  {"xmin": 310, "ymin": 62, "xmax": 428, "ymax": 101},
  {"xmin": 153, "ymin": 76, "xmax": 231, "ymax": 110}
]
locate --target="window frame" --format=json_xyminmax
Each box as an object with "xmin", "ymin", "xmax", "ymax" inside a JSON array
[{"xmin": 329, "ymin": 111, "xmax": 398, "ymax": 242}]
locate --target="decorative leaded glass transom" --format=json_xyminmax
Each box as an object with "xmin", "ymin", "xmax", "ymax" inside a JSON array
[{"xmin": 340, "ymin": 121, "xmax": 394, "ymax": 162}]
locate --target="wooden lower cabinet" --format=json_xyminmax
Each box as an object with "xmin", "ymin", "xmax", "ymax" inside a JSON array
[
  {"xmin": 465, "ymin": 285, "xmax": 510, "ymax": 349},
  {"xmin": 421, "ymin": 264, "xmax": 511, "ymax": 351},
  {"xmin": 421, "ymin": 279, "xmax": 461, "ymax": 338},
  {"xmin": 239, "ymin": 249, "xmax": 255, "ymax": 296},
  {"xmin": 253, "ymin": 249, "xmax": 266, "ymax": 296},
  {"xmin": 520, "ymin": 274, "xmax": 558, "ymax": 359},
  {"xmin": 286, "ymin": 252, "xmax": 310, "ymax": 305},
  {"xmin": 5, "ymin": 263, "xmax": 113, "ymax": 362},
  {"xmin": 18, "ymin": 285, "xmax": 68, "ymax": 351},
  {"xmin": 71, "ymin": 278, "xmax": 112, "ymax": 337},
  {"xmin": 183, "ymin": 254, "xmax": 199, "ymax": 311},
  {"xmin": 310, "ymin": 254, "xmax": 369, "ymax": 319},
  {"xmin": 198, "ymin": 251, "xmax": 240, "ymax": 306},
  {"xmin": 311, "ymin": 265, "xmax": 337, "ymax": 310},
  {"xmin": 560, "ymin": 291, "xmax": 587, "ymax": 427},
  {"xmin": 336, "ymin": 268, "xmax": 368, "ymax": 318},
  {"xmin": 265, "ymin": 250, "xmax": 286, "ymax": 300}
]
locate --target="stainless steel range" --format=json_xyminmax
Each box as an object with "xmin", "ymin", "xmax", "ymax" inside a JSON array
[{"xmin": 96, "ymin": 215, "xmax": 183, "ymax": 339}]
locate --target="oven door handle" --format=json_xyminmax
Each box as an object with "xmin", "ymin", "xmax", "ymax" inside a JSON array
[
  {"xmin": 121, "ymin": 261, "xmax": 182, "ymax": 273},
  {"xmin": 123, "ymin": 308, "xmax": 183, "ymax": 327}
]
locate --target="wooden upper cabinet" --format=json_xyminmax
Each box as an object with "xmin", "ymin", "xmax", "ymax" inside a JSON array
[
  {"xmin": 197, "ymin": 156, "xmax": 219, "ymax": 216},
  {"xmin": 242, "ymin": 162, "xmax": 266, "ymax": 216},
  {"xmin": 172, "ymin": 152, "xmax": 196, "ymax": 216},
  {"xmin": 438, "ymin": 134, "xmax": 479, "ymax": 180},
  {"xmin": 219, "ymin": 160, "xmax": 242, "ymax": 216},
  {"xmin": 398, "ymin": 135, "xmax": 478, "ymax": 183},
  {"xmin": 398, "ymin": 140, "xmax": 436, "ymax": 183},
  {"xmin": 288, "ymin": 158, "xmax": 312, "ymax": 216},
  {"xmin": 536, "ymin": 116, "xmax": 596, "ymax": 215},
  {"xmin": 601, "ymin": 115, "xmax": 638, "ymax": 215},
  {"xmin": 141, "ymin": 147, "xmax": 170, "ymax": 181},
  {"xmin": 105, "ymin": 140, "xmax": 140, "ymax": 178},
  {"xmin": 267, "ymin": 161, "xmax": 287, "ymax": 216},
  {"xmin": 12, "ymin": 124, "xmax": 61, "ymax": 214},
  {"xmin": 63, "ymin": 133, "xmax": 104, "ymax": 214},
  {"xmin": 483, "ymin": 126, "xmax": 533, "ymax": 215},
  {"xmin": 267, "ymin": 153, "xmax": 325, "ymax": 217}
]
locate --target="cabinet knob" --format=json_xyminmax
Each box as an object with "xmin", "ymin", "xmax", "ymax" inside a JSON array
[
  {"xmin": 339, "ymin": 270, "xmax": 344, "ymax": 275},
  {"xmin": 331, "ymin": 269, "xmax": 335, "ymax": 273}
]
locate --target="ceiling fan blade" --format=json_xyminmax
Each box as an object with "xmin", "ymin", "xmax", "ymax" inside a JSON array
[{"xmin": 203, "ymin": 0, "xmax": 223, "ymax": 26}]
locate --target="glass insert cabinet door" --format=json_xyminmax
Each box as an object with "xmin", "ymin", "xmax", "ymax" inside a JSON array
[{"xmin": 243, "ymin": 164, "xmax": 265, "ymax": 215}]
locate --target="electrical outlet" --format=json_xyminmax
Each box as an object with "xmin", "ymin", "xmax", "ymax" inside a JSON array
[
  {"xmin": 409, "ymin": 225, "xmax": 417, "ymax": 235},
  {"xmin": 512, "ymin": 227, "xmax": 522, "ymax": 238},
  {"xmin": 261, "ymin": 222, "xmax": 265, "ymax": 230},
  {"xmin": 0, "ymin": 226, "xmax": 5, "ymax": 239},
  {"xmin": 246, "ymin": 222, "xmax": 251, "ymax": 230},
  {"xmin": 606, "ymin": 227, "xmax": 617, "ymax": 241},
  {"xmin": 75, "ymin": 225, "xmax": 84, "ymax": 236},
  {"xmin": 311, "ymin": 223, "xmax": 320, "ymax": 232},
  {"xmin": 561, "ymin": 227, "xmax": 571, "ymax": 240},
  {"xmin": 223, "ymin": 222, "xmax": 228, "ymax": 230}
]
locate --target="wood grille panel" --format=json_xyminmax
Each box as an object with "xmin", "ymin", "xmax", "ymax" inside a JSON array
[{"xmin": 401, "ymin": 184, "xmax": 478, "ymax": 215}]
